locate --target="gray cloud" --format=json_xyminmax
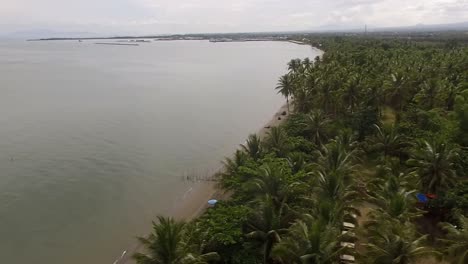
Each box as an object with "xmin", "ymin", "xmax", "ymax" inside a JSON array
[{"xmin": 1, "ymin": 0, "xmax": 467, "ymax": 35}]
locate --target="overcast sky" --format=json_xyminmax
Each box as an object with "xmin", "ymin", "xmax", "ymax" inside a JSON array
[{"xmin": 1, "ymin": 0, "xmax": 468, "ymax": 35}]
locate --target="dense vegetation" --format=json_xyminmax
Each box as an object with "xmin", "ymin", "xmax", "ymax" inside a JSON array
[{"xmin": 133, "ymin": 37, "xmax": 468, "ymax": 264}]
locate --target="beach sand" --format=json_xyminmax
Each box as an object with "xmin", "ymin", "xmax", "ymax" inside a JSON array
[
  {"xmin": 118, "ymin": 103, "xmax": 290, "ymax": 264},
  {"xmin": 171, "ymin": 103, "xmax": 289, "ymax": 221}
]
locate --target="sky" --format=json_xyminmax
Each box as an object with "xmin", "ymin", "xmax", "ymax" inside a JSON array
[{"xmin": 1, "ymin": 0, "xmax": 468, "ymax": 36}]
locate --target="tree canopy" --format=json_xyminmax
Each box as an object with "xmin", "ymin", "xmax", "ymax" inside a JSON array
[{"xmin": 134, "ymin": 36, "xmax": 468, "ymax": 264}]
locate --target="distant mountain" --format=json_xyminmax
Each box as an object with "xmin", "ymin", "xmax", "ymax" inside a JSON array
[
  {"xmin": 376, "ymin": 21, "xmax": 468, "ymax": 32},
  {"xmin": 3, "ymin": 21, "xmax": 467, "ymax": 40},
  {"xmin": 0, "ymin": 29, "xmax": 101, "ymax": 40},
  {"xmin": 310, "ymin": 21, "xmax": 468, "ymax": 33}
]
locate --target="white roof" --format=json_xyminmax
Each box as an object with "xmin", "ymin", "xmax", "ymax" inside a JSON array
[
  {"xmin": 343, "ymin": 222, "xmax": 356, "ymax": 229},
  {"xmin": 340, "ymin": 242, "xmax": 355, "ymax": 248},
  {"xmin": 342, "ymin": 230, "xmax": 356, "ymax": 236},
  {"xmin": 340, "ymin": 254, "xmax": 355, "ymax": 261}
]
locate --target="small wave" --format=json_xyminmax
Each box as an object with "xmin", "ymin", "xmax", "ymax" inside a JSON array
[
  {"xmin": 112, "ymin": 250, "xmax": 127, "ymax": 264},
  {"xmin": 183, "ymin": 187, "xmax": 193, "ymax": 199}
]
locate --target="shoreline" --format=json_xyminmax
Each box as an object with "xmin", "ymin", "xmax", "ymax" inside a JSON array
[
  {"xmin": 27, "ymin": 38, "xmax": 314, "ymax": 49},
  {"xmin": 117, "ymin": 103, "xmax": 290, "ymax": 264},
  {"xmin": 117, "ymin": 44, "xmax": 321, "ymax": 264},
  {"xmin": 171, "ymin": 103, "xmax": 290, "ymax": 221}
]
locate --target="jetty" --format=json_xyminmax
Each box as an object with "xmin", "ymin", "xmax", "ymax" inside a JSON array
[{"xmin": 94, "ymin": 43, "xmax": 139, "ymax": 46}]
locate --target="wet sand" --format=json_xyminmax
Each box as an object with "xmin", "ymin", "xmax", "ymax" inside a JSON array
[{"xmin": 171, "ymin": 103, "xmax": 290, "ymax": 221}]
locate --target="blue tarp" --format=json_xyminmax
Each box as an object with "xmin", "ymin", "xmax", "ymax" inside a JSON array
[{"xmin": 416, "ymin": 193, "xmax": 428, "ymax": 203}]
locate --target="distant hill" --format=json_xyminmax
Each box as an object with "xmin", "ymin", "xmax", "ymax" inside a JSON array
[
  {"xmin": 309, "ymin": 21, "xmax": 468, "ymax": 33},
  {"xmin": 376, "ymin": 21, "xmax": 468, "ymax": 32},
  {"xmin": 5, "ymin": 21, "xmax": 468, "ymax": 40}
]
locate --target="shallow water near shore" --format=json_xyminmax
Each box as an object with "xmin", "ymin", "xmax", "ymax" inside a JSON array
[{"xmin": 0, "ymin": 40, "xmax": 321, "ymax": 264}]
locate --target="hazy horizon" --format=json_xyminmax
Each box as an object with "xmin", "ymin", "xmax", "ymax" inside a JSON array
[{"xmin": 1, "ymin": 0, "xmax": 468, "ymax": 37}]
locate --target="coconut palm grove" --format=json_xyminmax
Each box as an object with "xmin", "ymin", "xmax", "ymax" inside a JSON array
[{"xmin": 133, "ymin": 35, "xmax": 468, "ymax": 263}]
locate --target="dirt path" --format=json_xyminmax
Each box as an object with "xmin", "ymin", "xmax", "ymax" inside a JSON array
[{"xmin": 382, "ymin": 106, "xmax": 396, "ymax": 125}]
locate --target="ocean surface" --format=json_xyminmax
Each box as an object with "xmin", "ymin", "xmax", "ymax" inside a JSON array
[{"xmin": 0, "ymin": 39, "xmax": 320, "ymax": 264}]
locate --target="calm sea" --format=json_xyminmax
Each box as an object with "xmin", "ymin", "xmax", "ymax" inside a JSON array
[{"xmin": 0, "ymin": 39, "xmax": 320, "ymax": 264}]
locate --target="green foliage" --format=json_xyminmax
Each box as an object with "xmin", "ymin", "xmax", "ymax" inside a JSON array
[
  {"xmin": 272, "ymin": 216, "xmax": 343, "ymax": 264},
  {"xmin": 284, "ymin": 113, "xmax": 310, "ymax": 137},
  {"xmin": 245, "ymin": 195, "xmax": 293, "ymax": 263},
  {"xmin": 133, "ymin": 217, "xmax": 220, "ymax": 264},
  {"xmin": 440, "ymin": 216, "xmax": 468, "ymax": 264},
  {"xmin": 133, "ymin": 217, "xmax": 187, "ymax": 264},
  {"xmin": 364, "ymin": 222, "xmax": 439, "ymax": 264},
  {"xmin": 195, "ymin": 203, "xmax": 260, "ymax": 263},
  {"xmin": 407, "ymin": 140, "xmax": 459, "ymax": 194},
  {"xmin": 288, "ymin": 137, "xmax": 316, "ymax": 158},
  {"xmin": 263, "ymin": 126, "xmax": 291, "ymax": 157},
  {"xmin": 217, "ymin": 150, "xmax": 255, "ymax": 190},
  {"xmin": 136, "ymin": 37, "xmax": 468, "ymax": 264},
  {"xmin": 347, "ymin": 106, "xmax": 380, "ymax": 140},
  {"xmin": 196, "ymin": 204, "xmax": 250, "ymax": 247},
  {"xmin": 276, "ymin": 74, "xmax": 295, "ymax": 111},
  {"xmin": 302, "ymin": 110, "xmax": 330, "ymax": 146},
  {"xmin": 367, "ymin": 124, "xmax": 408, "ymax": 160},
  {"xmin": 428, "ymin": 180, "xmax": 468, "ymax": 220},
  {"xmin": 241, "ymin": 134, "xmax": 263, "ymax": 161},
  {"xmin": 455, "ymin": 89, "xmax": 468, "ymax": 146}
]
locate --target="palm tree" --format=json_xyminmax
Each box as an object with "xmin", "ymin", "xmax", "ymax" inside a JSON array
[
  {"xmin": 293, "ymin": 87, "xmax": 312, "ymax": 113},
  {"xmin": 318, "ymin": 80, "xmax": 334, "ymax": 115},
  {"xmin": 384, "ymin": 71, "xmax": 409, "ymax": 115},
  {"xmin": 367, "ymin": 189, "xmax": 421, "ymax": 224},
  {"xmin": 407, "ymin": 140, "xmax": 459, "ymax": 194},
  {"xmin": 308, "ymin": 196, "xmax": 359, "ymax": 228},
  {"xmin": 316, "ymin": 139, "xmax": 358, "ymax": 178},
  {"xmin": 276, "ymin": 74, "xmax": 295, "ymax": 112},
  {"xmin": 241, "ymin": 134, "xmax": 263, "ymax": 161},
  {"xmin": 369, "ymin": 162, "xmax": 416, "ymax": 201},
  {"xmin": 246, "ymin": 195, "xmax": 293, "ymax": 264},
  {"xmin": 218, "ymin": 150, "xmax": 249, "ymax": 189},
  {"xmin": 364, "ymin": 226, "xmax": 438, "ymax": 264},
  {"xmin": 440, "ymin": 216, "xmax": 468, "ymax": 264},
  {"xmin": 369, "ymin": 124, "xmax": 408, "ymax": 160},
  {"xmin": 314, "ymin": 55, "xmax": 321, "ymax": 65},
  {"xmin": 417, "ymin": 79, "xmax": 440, "ymax": 109},
  {"xmin": 272, "ymin": 215, "xmax": 344, "ymax": 264},
  {"xmin": 264, "ymin": 127, "xmax": 290, "ymax": 157},
  {"xmin": 304, "ymin": 73, "xmax": 320, "ymax": 98},
  {"xmin": 133, "ymin": 217, "xmax": 187, "ymax": 264},
  {"xmin": 288, "ymin": 59, "xmax": 303, "ymax": 74},
  {"xmin": 342, "ymin": 73, "xmax": 362, "ymax": 113},
  {"xmin": 446, "ymin": 83, "xmax": 461, "ymax": 111},
  {"xmin": 308, "ymin": 167, "xmax": 360, "ymax": 228},
  {"xmin": 366, "ymin": 84, "xmax": 385, "ymax": 116},
  {"xmin": 182, "ymin": 223, "xmax": 221, "ymax": 264},
  {"xmin": 134, "ymin": 217, "xmax": 219, "ymax": 264},
  {"xmin": 246, "ymin": 164, "xmax": 293, "ymax": 207},
  {"xmin": 367, "ymin": 165, "xmax": 421, "ymax": 223},
  {"xmin": 303, "ymin": 110, "xmax": 330, "ymax": 146},
  {"xmin": 287, "ymin": 152, "xmax": 307, "ymax": 173},
  {"xmin": 302, "ymin": 58, "xmax": 313, "ymax": 71},
  {"xmin": 333, "ymin": 129, "xmax": 358, "ymax": 153}
]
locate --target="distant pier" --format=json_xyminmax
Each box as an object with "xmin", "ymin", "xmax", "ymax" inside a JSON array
[{"xmin": 94, "ymin": 43, "xmax": 139, "ymax": 46}]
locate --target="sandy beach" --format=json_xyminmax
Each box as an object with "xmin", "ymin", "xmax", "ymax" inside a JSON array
[
  {"xmin": 170, "ymin": 103, "xmax": 289, "ymax": 221},
  {"xmin": 173, "ymin": 103, "xmax": 289, "ymax": 219}
]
